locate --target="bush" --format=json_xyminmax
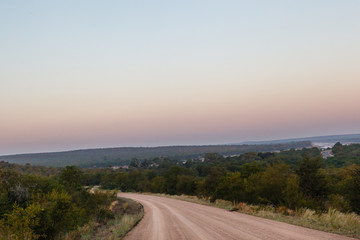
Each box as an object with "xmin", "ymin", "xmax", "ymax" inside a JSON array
[{"xmin": 0, "ymin": 203, "xmax": 42, "ymax": 240}]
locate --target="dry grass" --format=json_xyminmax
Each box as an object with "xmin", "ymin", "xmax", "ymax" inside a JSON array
[
  {"xmin": 236, "ymin": 203, "xmax": 360, "ymax": 238},
  {"xmin": 90, "ymin": 212, "xmax": 143, "ymax": 240},
  {"xmin": 64, "ymin": 197, "xmax": 144, "ymax": 240}
]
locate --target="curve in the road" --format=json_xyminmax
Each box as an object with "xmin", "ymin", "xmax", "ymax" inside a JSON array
[{"xmin": 119, "ymin": 193, "xmax": 356, "ymax": 240}]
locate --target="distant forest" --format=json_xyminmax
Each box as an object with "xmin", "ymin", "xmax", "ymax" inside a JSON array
[{"xmin": 0, "ymin": 141, "xmax": 311, "ymax": 167}]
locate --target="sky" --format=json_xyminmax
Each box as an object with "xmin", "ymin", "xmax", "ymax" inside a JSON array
[{"xmin": 1, "ymin": 0, "xmax": 360, "ymax": 155}]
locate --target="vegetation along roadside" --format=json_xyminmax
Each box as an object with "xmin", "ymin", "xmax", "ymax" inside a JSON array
[{"xmin": 64, "ymin": 196, "xmax": 144, "ymax": 240}]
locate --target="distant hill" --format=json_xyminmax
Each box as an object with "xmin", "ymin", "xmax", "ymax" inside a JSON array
[
  {"xmin": 240, "ymin": 134, "xmax": 360, "ymax": 146},
  {"xmin": 0, "ymin": 141, "xmax": 311, "ymax": 168}
]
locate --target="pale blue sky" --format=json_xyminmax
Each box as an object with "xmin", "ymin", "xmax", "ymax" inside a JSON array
[{"xmin": 1, "ymin": 1, "xmax": 360, "ymax": 154}]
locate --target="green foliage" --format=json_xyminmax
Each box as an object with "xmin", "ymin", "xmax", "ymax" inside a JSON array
[
  {"xmin": 0, "ymin": 203, "xmax": 42, "ymax": 240},
  {"xmin": 240, "ymin": 162, "xmax": 263, "ymax": 178},
  {"xmin": 327, "ymin": 143, "xmax": 360, "ymax": 167},
  {"xmin": 327, "ymin": 194, "xmax": 351, "ymax": 213},
  {"xmin": 176, "ymin": 175, "xmax": 196, "ymax": 195},
  {"xmin": 0, "ymin": 161, "xmax": 59, "ymax": 176},
  {"xmin": 1, "ymin": 144, "xmax": 360, "ymax": 238},
  {"xmin": 296, "ymin": 155, "xmax": 327, "ymax": 199},
  {"xmin": 197, "ymin": 167, "xmax": 226, "ymax": 201},
  {"xmin": 59, "ymin": 166, "xmax": 84, "ymax": 192},
  {"xmin": 34, "ymin": 190, "xmax": 84, "ymax": 239},
  {"xmin": 95, "ymin": 146, "xmax": 359, "ymax": 214},
  {"xmin": 0, "ymin": 166, "xmax": 115, "ymax": 239},
  {"xmin": 282, "ymin": 175, "xmax": 304, "ymax": 209},
  {"xmin": 344, "ymin": 166, "xmax": 360, "ymax": 213},
  {"xmin": 164, "ymin": 166, "xmax": 184, "ymax": 195},
  {"xmin": 276, "ymin": 147, "xmax": 321, "ymax": 167},
  {"xmin": 214, "ymin": 172, "xmax": 246, "ymax": 204},
  {"xmin": 150, "ymin": 176, "xmax": 166, "ymax": 193},
  {"xmin": 255, "ymin": 163, "xmax": 291, "ymax": 205}
]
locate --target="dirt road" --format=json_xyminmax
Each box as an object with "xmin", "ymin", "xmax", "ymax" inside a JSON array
[{"xmin": 119, "ymin": 193, "xmax": 355, "ymax": 240}]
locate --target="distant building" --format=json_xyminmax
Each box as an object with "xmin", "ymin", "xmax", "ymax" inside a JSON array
[{"xmin": 321, "ymin": 150, "xmax": 334, "ymax": 159}]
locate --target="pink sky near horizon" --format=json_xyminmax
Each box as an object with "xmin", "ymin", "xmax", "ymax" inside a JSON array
[{"xmin": 1, "ymin": 1, "xmax": 360, "ymax": 155}]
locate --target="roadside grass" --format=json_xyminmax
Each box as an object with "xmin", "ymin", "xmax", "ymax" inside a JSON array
[
  {"xmin": 64, "ymin": 197, "xmax": 144, "ymax": 240},
  {"xmin": 148, "ymin": 193, "xmax": 360, "ymax": 238},
  {"xmin": 88, "ymin": 211, "xmax": 143, "ymax": 240}
]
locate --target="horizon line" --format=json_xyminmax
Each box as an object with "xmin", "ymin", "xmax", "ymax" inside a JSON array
[{"xmin": 2, "ymin": 133, "xmax": 359, "ymax": 157}]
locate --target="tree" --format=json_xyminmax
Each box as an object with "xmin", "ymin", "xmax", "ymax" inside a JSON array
[
  {"xmin": 282, "ymin": 175, "xmax": 304, "ymax": 209},
  {"xmin": 214, "ymin": 172, "xmax": 246, "ymax": 204},
  {"xmin": 59, "ymin": 166, "xmax": 83, "ymax": 192},
  {"xmin": 246, "ymin": 163, "xmax": 291, "ymax": 205},
  {"xmin": 150, "ymin": 176, "xmax": 166, "ymax": 193},
  {"xmin": 176, "ymin": 175, "xmax": 196, "ymax": 195},
  {"xmin": 197, "ymin": 167, "xmax": 225, "ymax": 201},
  {"xmin": 258, "ymin": 163, "xmax": 291, "ymax": 205},
  {"xmin": 346, "ymin": 166, "xmax": 360, "ymax": 213},
  {"xmin": 240, "ymin": 162, "xmax": 262, "ymax": 178},
  {"xmin": 164, "ymin": 166, "xmax": 183, "ymax": 195},
  {"xmin": 332, "ymin": 142, "xmax": 343, "ymax": 155},
  {"xmin": 296, "ymin": 155, "xmax": 327, "ymax": 199}
]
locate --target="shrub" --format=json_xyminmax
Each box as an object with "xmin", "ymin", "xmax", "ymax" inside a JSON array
[{"xmin": 0, "ymin": 203, "xmax": 42, "ymax": 240}]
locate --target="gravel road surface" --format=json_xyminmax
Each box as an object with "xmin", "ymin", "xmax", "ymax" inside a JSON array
[{"xmin": 119, "ymin": 193, "xmax": 355, "ymax": 240}]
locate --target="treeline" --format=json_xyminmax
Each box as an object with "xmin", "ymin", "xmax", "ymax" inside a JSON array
[
  {"xmin": 94, "ymin": 146, "xmax": 360, "ymax": 214},
  {"xmin": 0, "ymin": 141, "xmax": 311, "ymax": 167},
  {"xmin": 0, "ymin": 166, "xmax": 115, "ymax": 239},
  {"xmin": 0, "ymin": 161, "xmax": 59, "ymax": 176},
  {"xmin": 327, "ymin": 143, "xmax": 360, "ymax": 167}
]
